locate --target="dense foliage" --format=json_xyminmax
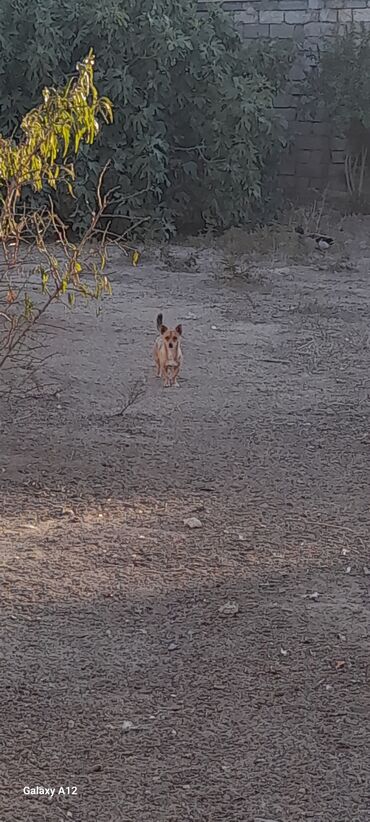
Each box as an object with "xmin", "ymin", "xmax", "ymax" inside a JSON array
[
  {"xmin": 303, "ymin": 26, "xmax": 370, "ymax": 134},
  {"xmin": 0, "ymin": 0, "xmax": 294, "ymax": 237},
  {"xmin": 303, "ymin": 27, "xmax": 370, "ymax": 200}
]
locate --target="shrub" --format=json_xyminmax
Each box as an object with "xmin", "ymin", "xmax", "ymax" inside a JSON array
[
  {"xmin": 0, "ymin": 0, "xmax": 294, "ymax": 238},
  {"xmin": 302, "ymin": 26, "xmax": 370, "ymax": 202},
  {"xmin": 0, "ymin": 52, "xmax": 113, "ymax": 376}
]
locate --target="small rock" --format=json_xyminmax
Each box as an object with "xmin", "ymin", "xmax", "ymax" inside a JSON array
[
  {"xmin": 254, "ymin": 818, "xmax": 280, "ymax": 822},
  {"xmin": 183, "ymin": 516, "xmax": 202, "ymax": 529},
  {"xmin": 68, "ymin": 720, "xmax": 75, "ymax": 729},
  {"xmin": 363, "ymin": 566, "xmax": 370, "ymax": 576},
  {"xmin": 61, "ymin": 506, "xmax": 75, "ymax": 516},
  {"xmin": 168, "ymin": 642, "xmax": 178, "ymax": 651},
  {"xmin": 106, "ymin": 628, "xmax": 112, "ymax": 638},
  {"xmin": 185, "ymin": 312, "xmax": 197, "ymax": 320},
  {"xmin": 346, "ymin": 565, "xmax": 352, "ymax": 574},
  {"xmin": 280, "ymin": 647, "xmax": 288, "ymax": 657},
  {"xmin": 122, "ymin": 720, "xmax": 135, "ymax": 732},
  {"xmin": 211, "ymin": 325, "xmax": 217, "ymax": 330},
  {"xmin": 218, "ymin": 601, "xmax": 239, "ymax": 616},
  {"xmin": 308, "ymin": 591, "xmax": 319, "ymax": 601}
]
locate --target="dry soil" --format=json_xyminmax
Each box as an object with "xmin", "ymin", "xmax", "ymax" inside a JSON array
[{"xmin": 1, "ymin": 221, "xmax": 370, "ymax": 822}]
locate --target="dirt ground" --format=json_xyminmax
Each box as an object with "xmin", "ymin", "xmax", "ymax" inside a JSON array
[{"xmin": 1, "ymin": 217, "xmax": 370, "ymax": 822}]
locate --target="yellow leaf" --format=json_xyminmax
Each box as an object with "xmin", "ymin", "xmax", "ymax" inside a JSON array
[
  {"xmin": 74, "ymin": 132, "xmax": 81, "ymax": 153},
  {"xmin": 6, "ymin": 288, "xmax": 16, "ymax": 304},
  {"xmin": 132, "ymin": 250, "xmax": 140, "ymax": 267},
  {"xmin": 62, "ymin": 126, "xmax": 70, "ymax": 158}
]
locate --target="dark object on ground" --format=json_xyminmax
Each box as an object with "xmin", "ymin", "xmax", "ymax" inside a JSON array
[{"xmin": 295, "ymin": 225, "xmax": 334, "ymax": 251}]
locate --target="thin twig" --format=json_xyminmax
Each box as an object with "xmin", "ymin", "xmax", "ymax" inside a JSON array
[{"xmin": 111, "ymin": 380, "xmax": 146, "ymax": 418}]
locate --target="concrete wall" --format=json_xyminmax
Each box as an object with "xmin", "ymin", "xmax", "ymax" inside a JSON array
[{"xmin": 197, "ymin": 0, "xmax": 369, "ymax": 196}]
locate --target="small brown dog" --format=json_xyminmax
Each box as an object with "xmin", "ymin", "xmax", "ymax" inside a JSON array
[{"xmin": 154, "ymin": 312, "xmax": 183, "ymax": 387}]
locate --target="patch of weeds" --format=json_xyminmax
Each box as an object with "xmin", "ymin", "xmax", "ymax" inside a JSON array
[
  {"xmin": 218, "ymin": 222, "xmax": 304, "ymax": 266},
  {"xmin": 215, "ymin": 199, "xmax": 347, "ymax": 268},
  {"xmin": 220, "ymin": 250, "xmax": 263, "ymax": 285}
]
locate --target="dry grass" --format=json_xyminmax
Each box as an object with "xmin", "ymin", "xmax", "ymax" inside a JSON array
[{"xmin": 210, "ymin": 202, "xmax": 352, "ymax": 280}]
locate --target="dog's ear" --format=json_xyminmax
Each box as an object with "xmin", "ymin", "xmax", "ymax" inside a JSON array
[
  {"xmin": 160, "ymin": 324, "xmax": 168, "ymax": 335},
  {"xmin": 175, "ymin": 324, "xmax": 182, "ymax": 336},
  {"xmin": 156, "ymin": 312, "xmax": 163, "ymax": 331}
]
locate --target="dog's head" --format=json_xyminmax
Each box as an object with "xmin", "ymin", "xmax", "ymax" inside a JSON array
[{"xmin": 159, "ymin": 322, "xmax": 182, "ymax": 364}]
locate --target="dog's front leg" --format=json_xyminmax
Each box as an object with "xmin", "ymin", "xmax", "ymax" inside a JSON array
[
  {"xmin": 172, "ymin": 364, "xmax": 181, "ymax": 387},
  {"xmin": 161, "ymin": 366, "xmax": 170, "ymax": 387},
  {"xmin": 154, "ymin": 346, "xmax": 161, "ymax": 377}
]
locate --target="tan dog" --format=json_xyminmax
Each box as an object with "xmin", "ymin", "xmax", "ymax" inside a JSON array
[{"xmin": 154, "ymin": 312, "xmax": 183, "ymax": 387}]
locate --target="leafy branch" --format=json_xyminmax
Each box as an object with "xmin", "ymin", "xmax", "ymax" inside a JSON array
[{"xmin": 0, "ymin": 51, "xmax": 118, "ymax": 380}]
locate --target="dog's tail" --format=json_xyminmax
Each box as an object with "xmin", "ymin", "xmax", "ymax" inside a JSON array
[{"xmin": 156, "ymin": 312, "xmax": 163, "ymax": 331}]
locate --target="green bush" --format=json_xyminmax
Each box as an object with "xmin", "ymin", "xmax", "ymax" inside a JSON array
[
  {"xmin": 302, "ymin": 26, "xmax": 370, "ymax": 201},
  {"xmin": 303, "ymin": 26, "xmax": 370, "ymax": 133},
  {"xmin": 0, "ymin": 0, "xmax": 294, "ymax": 237}
]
